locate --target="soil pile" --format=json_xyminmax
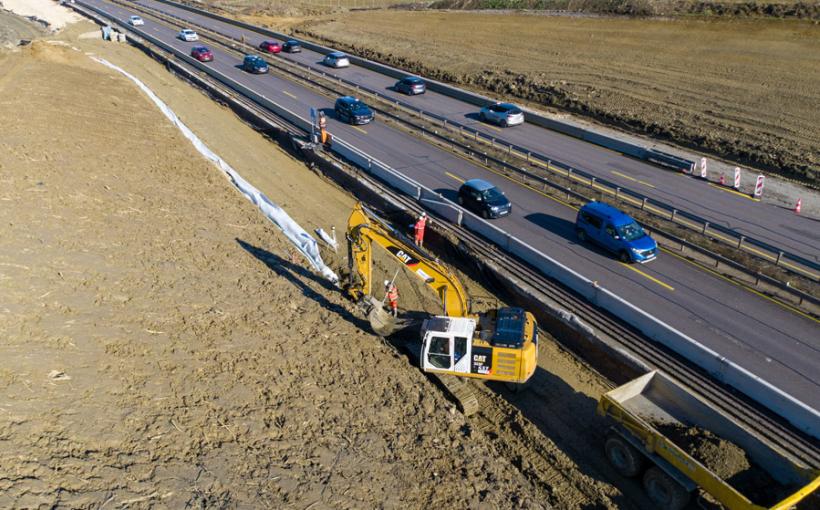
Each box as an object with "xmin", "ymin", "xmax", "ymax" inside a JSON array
[
  {"xmin": 0, "ymin": 40, "xmax": 547, "ymax": 508},
  {"xmin": 659, "ymin": 424, "xmax": 792, "ymax": 506}
]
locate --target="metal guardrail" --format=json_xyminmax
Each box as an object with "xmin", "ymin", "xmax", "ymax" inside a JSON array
[
  {"xmin": 142, "ymin": 0, "xmax": 819, "ymax": 282},
  {"xmin": 72, "ymin": 0, "xmax": 820, "ymax": 438}
]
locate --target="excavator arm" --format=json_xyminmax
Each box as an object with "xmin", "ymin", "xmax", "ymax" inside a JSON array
[{"xmin": 346, "ymin": 203, "xmax": 469, "ymax": 318}]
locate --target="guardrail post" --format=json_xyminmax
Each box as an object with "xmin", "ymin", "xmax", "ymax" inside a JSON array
[
  {"xmin": 456, "ymin": 209, "xmax": 463, "ymax": 226},
  {"xmin": 702, "ymin": 221, "xmax": 709, "ymax": 235},
  {"xmin": 590, "ymin": 176, "xmax": 596, "ymax": 188},
  {"xmin": 776, "ymin": 251, "xmax": 783, "ymax": 266},
  {"xmin": 567, "ymin": 167, "xmax": 572, "ymax": 179},
  {"xmin": 368, "ymin": 159, "xmax": 372, "ymax": 170},
  {"xmin": 527, "ymin": 152, "xmax": 531, "ymax": 163},
  {"xmin": 671, "ymin": 209, "xmax": 677, "ymax": 222},
  {"xmin": 492, "ymin": 138, "xmax": 495, "ymax": 148},
  {"xmin": 737, "ymin": 236, "xmax": 745, "ymax": 249},
  {"xmin": 641, "ymin": 197, "xmax": 647, "ymax": 210},
  {"xmin": 475, "ymin": 130, "xmax": 479, "ymax": 141},
  {"xmin": 508, "ymin": 144, "xmax": 512, "ymax": 155},
  {"xmin": 615, "ymin": 187, "xmax": 620, "ymax": 200}
]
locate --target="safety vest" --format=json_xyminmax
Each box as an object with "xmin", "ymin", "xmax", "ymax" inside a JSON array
[
  {"xmin": 414, "ymin": 217, "xmax": 427, "ymax": 236},
  {"xmin": 387, "ymin": 285, "xmax": 399, "ymax": 302}
]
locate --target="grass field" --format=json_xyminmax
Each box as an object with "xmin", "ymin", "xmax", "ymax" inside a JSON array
[{"xmin": 289, "ymin": 11, "xmax": 819, "ymax": 184}]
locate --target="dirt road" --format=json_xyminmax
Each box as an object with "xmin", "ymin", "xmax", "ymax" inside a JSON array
[
  {"xmin": 290, "ymin": 10, "xmax": 820, "ymax": 185},
  {"xmin": 0, "ymin": 17, "xmax": 645, "ymax": 508}
]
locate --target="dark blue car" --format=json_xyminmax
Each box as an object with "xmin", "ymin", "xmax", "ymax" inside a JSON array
[
  {"xmin": 242, "ymin": 54, "xmax": 269, "ymax": 74},
  {"xmin": 576, "ymin": 202, "xmax": 657, "ymax": 263}
]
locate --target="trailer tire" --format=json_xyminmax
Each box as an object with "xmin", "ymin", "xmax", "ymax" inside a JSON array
[
  {"xmin": 642, "ymin": 466, "xmax": 690, "ymax": 510},
  {"xmin": 604, "ymin": 435, "xmax": 644, "ymax": 477}
]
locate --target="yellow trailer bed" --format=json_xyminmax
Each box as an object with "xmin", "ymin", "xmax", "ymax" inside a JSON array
[{"xmin": 597, "ymin": 371, "xmax": 819, "ymax": 510}]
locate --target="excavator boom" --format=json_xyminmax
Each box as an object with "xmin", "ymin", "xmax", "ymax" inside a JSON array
[{"xmin": 346, "ymin": 203, "xmax": 469, "ymax": 318}]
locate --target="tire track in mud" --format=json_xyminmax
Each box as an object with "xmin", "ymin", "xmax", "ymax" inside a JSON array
[{"xmin": 467, "ymin": 387, "xmax": 617, "ymax": 510}]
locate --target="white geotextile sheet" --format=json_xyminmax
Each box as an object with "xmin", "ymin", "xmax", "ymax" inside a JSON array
[{"xmin": 92, "ymin": 57, "xmax": 339, "ymax": 284}]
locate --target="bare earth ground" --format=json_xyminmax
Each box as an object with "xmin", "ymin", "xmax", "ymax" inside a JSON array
[
  {"xmin": 0, "ymin": 8, "xmax": 44, "ymax": 46},
  {"xmin": 0, "ymin": 17, "xmax": 640, "ymax": 509},
  {"xmin": 286, "ymin": 11, "xmax": 820, "ymax": 185}
]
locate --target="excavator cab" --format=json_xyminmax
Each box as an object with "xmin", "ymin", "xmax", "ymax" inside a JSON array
[{"xmin": 420, "ymin": 307, "xmax": 538, "ymax": 384}]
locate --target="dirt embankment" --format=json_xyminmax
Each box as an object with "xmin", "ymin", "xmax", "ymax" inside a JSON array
[
  {"xmin": 290, "ymin": 11, "xmax": 820, "ymax": 186},
  {"xmin": 0, "ymin": 38, "xmax": 553, "ymax": 508},
  {"xmin": 429, "ymin": 0, "xmax": 820, "ymax": 20}
]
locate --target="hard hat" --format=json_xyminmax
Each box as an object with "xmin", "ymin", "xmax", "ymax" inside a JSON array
[
  {"xmin": 420, "ymin": 212, "xmax": 427, "ymax": 218},
  {"xmin": 384, "ymin": 280, "xmax": 391, "ymax": 287}
]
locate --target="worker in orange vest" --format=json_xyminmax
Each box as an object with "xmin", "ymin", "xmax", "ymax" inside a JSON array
[
  {"xmin": 318, "ymin": 111, "xmax": 329, "ymax": 145},
  {"xmin": 413, "ymin": 212, "xmax": 428, "ymax": 248},
  {"xmin": 384, "ymin": 280, "xmax": 399, "ymax": 317}
]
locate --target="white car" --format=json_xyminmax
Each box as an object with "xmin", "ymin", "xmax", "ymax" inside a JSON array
[
  {"xmin": 128, "ymin": 15, "xmax": 144, "ymax": 26},
  {"xmin": 178, "ymin": 29, "xmax": 199, "ymax": 42},
  {"xmin": 323, "ymin": 51, "xmax": 350, "ymax": 69}
]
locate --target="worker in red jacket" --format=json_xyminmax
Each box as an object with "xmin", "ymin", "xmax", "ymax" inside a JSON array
[
  {"xmin": 414, "ymin": 212, "xmax": 428, "ymax": 248},
  {"xmin": 384, "ymin": 280, "xmax": 399, "ymax": 317}
]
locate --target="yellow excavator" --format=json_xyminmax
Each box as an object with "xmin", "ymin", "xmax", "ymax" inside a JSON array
[{"xmin": 345, "ymin": 202, "xmax": 539, "ymax": 387}]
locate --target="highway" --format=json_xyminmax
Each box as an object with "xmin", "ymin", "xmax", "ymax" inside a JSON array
[
  {"xmin": 125, "ymin": 0, "xmax": 820, "ymax": 271},
  {"xmin": 82, "ymin": 0, "xmax": 820, "ymax": 410}
]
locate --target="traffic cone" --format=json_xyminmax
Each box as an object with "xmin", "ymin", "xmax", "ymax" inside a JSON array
[
  {"xmin": 719, "ymin": 174, "xmax": 726, "ymax": 186},
  {"xmin": 795, "ymin": 198, "xmax": 802, "ymax": 215}
]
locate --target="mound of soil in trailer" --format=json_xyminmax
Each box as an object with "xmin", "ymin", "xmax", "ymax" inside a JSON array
[{"xmin": 658, "ymin": 424, "xmax": 794, "ymax": 506}]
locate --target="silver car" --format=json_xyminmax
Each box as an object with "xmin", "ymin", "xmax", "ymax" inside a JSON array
[
  {"xmin": 323, "ymin": 51, "xmax": 350, "ymax": 68},
  {"xmin": 479, "ymin": 102, "xmax": 525, "ymax": 127},
  {"xmin": 128, "ymin": 15, "xmax": 144, "ymax": 26}
]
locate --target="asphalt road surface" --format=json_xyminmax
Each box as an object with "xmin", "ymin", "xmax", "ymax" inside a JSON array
[
  {"xmin": 129, "ymin": 0, "xmax": 820, "ymax": 271},
  {"xmin": 81, "ymin": 0, "xmax": 820, "ymax": 410}
]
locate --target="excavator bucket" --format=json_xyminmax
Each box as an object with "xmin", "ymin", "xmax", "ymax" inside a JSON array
[{"xmin": 368, "ymin": 305, "xmax": 397, "ymax": 336}]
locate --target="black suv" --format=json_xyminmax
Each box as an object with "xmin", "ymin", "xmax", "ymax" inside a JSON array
[
  {"xmin": 242, "ymin": 55, "xmax": 269, "ymax": 74},
  {"xmin": 457, "ymin": 179, "xmax": 512, "ymax": 219},
  {"xmin": 334, "ymin": 96, "xmax": 374, "ymax": 125}
]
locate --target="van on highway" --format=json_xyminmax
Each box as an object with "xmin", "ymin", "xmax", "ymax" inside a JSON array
[{"xmin": 576, "ymin": 202, "xmax": 657, "ymax": 263}]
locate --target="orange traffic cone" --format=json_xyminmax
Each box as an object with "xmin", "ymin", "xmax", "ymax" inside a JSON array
[{"xmin": 794, "ymin": 198, "xmax": 802, "ymax": 215}]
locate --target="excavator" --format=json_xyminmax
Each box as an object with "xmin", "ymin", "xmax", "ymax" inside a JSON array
[{"xmin": 344, "ymin": 202, "xmax": 539, "ymax": 396}]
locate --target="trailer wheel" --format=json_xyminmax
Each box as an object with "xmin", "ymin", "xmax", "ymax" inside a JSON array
[
  {"xmin": 642, "ymin": 466, "xmax": 690, "ymax": 510},
  {"xmin": 604, "ymin": 435, "xmax": 644, "ymax": 477}
]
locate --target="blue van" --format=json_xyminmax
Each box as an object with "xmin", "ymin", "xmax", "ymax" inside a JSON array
[{"xmin": 575, "ymin": 202, "xmax": 657, "ymax": 263}]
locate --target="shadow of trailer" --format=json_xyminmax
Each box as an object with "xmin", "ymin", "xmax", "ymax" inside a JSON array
[{"xmin": 597, "ymin": 371, "xmax": 819, "ymax": 510}]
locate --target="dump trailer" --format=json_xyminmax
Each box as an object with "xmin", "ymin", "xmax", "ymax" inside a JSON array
[{"xmin": 597, "ymin": 371, "xmax": 819, "ymax": 510}]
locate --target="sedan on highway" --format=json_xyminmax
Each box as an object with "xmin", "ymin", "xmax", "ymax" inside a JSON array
[
  {"xmin": 334, "ymin": 96, "xmax": 374, "ymax": 125},
  {"xmin": 128, "ymin": 15, "xmax": 144, "ymax": 26},
  {"xmin": 190, "ymin": 46, "xmax": 213, "ymax": 62},
  {"xmin": 178, "ymin": 29, "xmax": 199, "ymax": 42},
  {"xmin": 283, "ymin": 39, "xmax": 302, "ymax": 53},
  {"xmin": 259, "ymin": 40, "xmax": 281, "ymax": 54},
  {"xmin": 242, "ymin": 55, "xmax": 269, "ymax": 74},
  {"xmin": 323, "ymin": 51, "xmax": 350, "ymax": 69},
  {"xmin": 458, "ymin": 179, "xmax": 512, "ymax": 219},
  {"xmin": 395, "ymin": 76, "xmax": 426, "ymax": 95},
  {"xmin": 479, "ymin": 102, "xmax": 525, "ymax": 127},
  {"xmin": 576, "ymin": 202, "xmax": 657, "ymax": 263}
]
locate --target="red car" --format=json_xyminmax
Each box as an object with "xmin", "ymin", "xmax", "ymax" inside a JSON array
[
  {"xmin": 259, "ymin": 40, "xmax": 282, "ymax": 54},
  {"xmin": 191, "ymin": 46, "xmax": 213, "ymax": 62}
]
